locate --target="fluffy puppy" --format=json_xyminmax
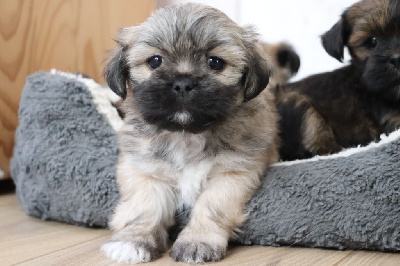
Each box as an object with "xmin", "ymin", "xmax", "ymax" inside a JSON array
[
  {"xmin": 101, "ymin": 3, "xmax": 279, "ymax": 264},
  {"xmin": 276, "ymin": 0, "xmax": 400, "ymax": 161}
]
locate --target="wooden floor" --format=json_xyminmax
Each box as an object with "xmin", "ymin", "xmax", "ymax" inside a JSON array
[{"xmin": 1, "ymin": 193, "xmax": 399, "ymax": 266}]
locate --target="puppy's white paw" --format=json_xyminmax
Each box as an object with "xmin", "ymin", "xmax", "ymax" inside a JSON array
[
  {"xmin": 170, "ymin": 239, "xmax": 226, "ymax": 263},
  {"xmin": 101, "ymin": 241, "xmax": 152, "ymax": 264}
]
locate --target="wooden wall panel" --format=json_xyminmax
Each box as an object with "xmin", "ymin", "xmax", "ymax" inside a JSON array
[{"xmin": 0, "ymin": 0, "xmax": 155, "ymax": 178}]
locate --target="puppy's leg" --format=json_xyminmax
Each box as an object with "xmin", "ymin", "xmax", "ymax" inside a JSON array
[
  {"xmin": 278, "ymin": 93, "xmax": 342, "ymax": 160},
  {"xmin": 171, "ymin": 171, "xmax": 260, "ymax": 263},
  {"xmin": 301, "ymin": 106, "xmax": 342, "ymax": 156},
  {"xmin": 380, "ymin": 111, "xmax": 400, "ymax": 134},
  {"xmin": 102, "ymin": 162, "xmax": 176, "ymax": 264}
]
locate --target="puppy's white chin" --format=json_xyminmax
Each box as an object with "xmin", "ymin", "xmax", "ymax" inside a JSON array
[{"xmin": 173, "ymin": 111, "xmax": 192, "ymax": 125}]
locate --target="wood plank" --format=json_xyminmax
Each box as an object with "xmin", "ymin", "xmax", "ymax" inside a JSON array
[
  {"xmin": 1, "ymin": 194, "xmax": 399, "ymax": 265},
  {"xmin": 0, "ymin": 0, "xmax": 155, "ymax": 178},
  {"xmin": 0, "ymin": 194, "xmax": 109, "ymax": 265}
]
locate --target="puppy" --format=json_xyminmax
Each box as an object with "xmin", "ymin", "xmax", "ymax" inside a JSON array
[
  {"xmin": 262, "ymin": 42, "xmax": 300, "ymax": 87},
  {"xmin": 101, "ymin": 3, "xmax": 279, "ymax": 264},
  {"xmin": 275, "ymin": 0, "xmax": 400, "ymax": 161}
]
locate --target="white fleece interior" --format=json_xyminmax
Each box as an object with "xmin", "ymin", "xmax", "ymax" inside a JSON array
[
  {"xmin": 274, "ymin": 128, "xmax": 400, "ymax": 167},
  {"xmin": 51, "ymin": 70, "xmax": 123, "ymax": 131}
]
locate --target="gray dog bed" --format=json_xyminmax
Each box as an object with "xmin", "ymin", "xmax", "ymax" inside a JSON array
[{"xmin": 11, "ymin": 71, "xmax": 400, "ymax": 251}]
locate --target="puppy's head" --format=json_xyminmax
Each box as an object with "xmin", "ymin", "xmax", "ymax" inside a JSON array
[
  {"xmin": 104, "ymin": 3, "xmax": 272, "ymax": 133},
  {"xmin": 261, "ymin": 42, "xmax": 300, "ymax": 86},
  {"xmin": 322, "ymin": 0, "xmax": 400, "ymax": 101}
]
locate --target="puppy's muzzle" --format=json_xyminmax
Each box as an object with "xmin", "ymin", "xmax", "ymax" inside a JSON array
[{"xmin": 173, "ymin": 78, "xmax": 196, "ymax": 98}]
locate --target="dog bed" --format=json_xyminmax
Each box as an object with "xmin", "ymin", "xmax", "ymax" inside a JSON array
[{"xmin": 11, "ymin": 71, "xmax": 400, "ymax": 251}]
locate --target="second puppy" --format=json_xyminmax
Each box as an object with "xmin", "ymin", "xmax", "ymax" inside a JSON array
[
  {"xmin": 262, "ymin": 42, "xmax": 300, "ymax": 87},
  {"xmin": 276, "ymin": 0, "xmax": 400, "ymax": 161},
  {"xmin": 101, "ymin": 3, "xmax": 279, "ymax": 264}
]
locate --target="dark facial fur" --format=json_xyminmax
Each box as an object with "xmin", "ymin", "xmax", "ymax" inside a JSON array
[
  {"xmin": 131, "ymin": 71, "xmax": 239, "ymax": 133},
  {"xmin": 104, "ymin": 4, "xmax": 271, "ymax": 134},
  {"xmin": 276, "ymin": 0, "xmax": 400, "ymax": 161}
]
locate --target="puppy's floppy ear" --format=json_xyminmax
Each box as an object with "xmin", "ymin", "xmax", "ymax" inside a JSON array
[
  {"xmin": 276, "ymin": 44, "xmax": 301, "ymax": 75},
  {"xmin": 103, "ymin": 27, "xmax": 138, "ymax": 99},
  {"xmin": 104, "ymin": 46, "xmax": 129, "ymax": 99},
  {"xmin": 242, "ymin": 27, "xmax": 273, "ymax": 102},
  {"xmin": 321, "ymin": 14, "xmax": 351, "ymax": 62}
]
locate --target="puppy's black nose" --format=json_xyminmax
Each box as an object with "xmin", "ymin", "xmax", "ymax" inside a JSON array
[
  {"xmin": 389, "ymin": 54, "xmax": 400, "ymax": 69},
  {"xmin": 172, "ymin": 78, "xmax": 195, "ymax": 97}
]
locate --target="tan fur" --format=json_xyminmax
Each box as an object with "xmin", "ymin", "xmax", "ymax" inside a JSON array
[
  {"xmin": 381, "ymin": 110, "xmax": 400, "ymax": 130},
  {"xmin": 101, "ymin": 3, "xmax": 279, "ymax": 264},
  {"xmin": 301, "ymin": 108, "xmax": 341, "ymax": 155},
  {"xmin": 274, "ymin": 87, "xmax": 341, "ymax": 155},
  {"xmin": 347, "ymin": 0, "xmax": 392, "ymax": 61}
]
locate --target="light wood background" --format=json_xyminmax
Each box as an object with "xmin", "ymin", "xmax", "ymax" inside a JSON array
[{"xmin": 0, "ymin": 0, "xmax": 155, "ymax": 179}]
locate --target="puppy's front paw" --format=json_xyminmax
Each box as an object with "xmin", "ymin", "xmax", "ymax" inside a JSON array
[
  {"xmin": 170, "ymin": 239, "xmax": 226, "ymax": 264},
  {"xmin": 101, "ymin": 241, "xmax": 156, "ymax": 264}
]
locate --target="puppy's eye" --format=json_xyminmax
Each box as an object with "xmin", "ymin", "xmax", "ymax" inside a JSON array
[
  {"xmin": 147, "ymin": 55, "xmax": 163, "ymax": 69},
  {"xmin": 207, "ymin": 56, "xmax": 225, "ymax": 71},
  {"xmin": 363, "ymin": 37, "xmax": 378, "ymax": 49}
]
